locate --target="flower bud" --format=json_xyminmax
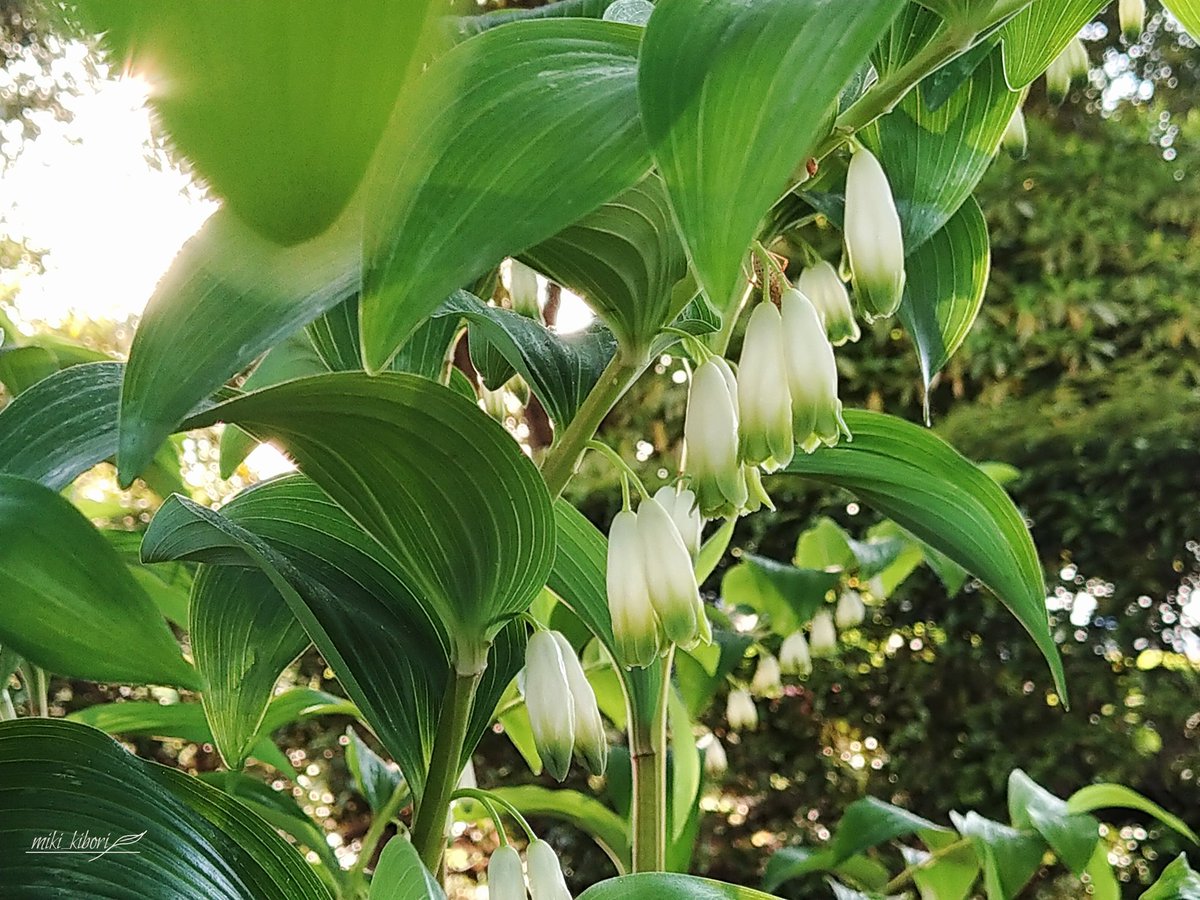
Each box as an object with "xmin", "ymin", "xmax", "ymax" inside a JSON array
[
  {"xmin": 479, "ymin": 383, "xmax": 508, "ymax": 421},
  {"xmin": 779, "ymin": 631, "xmax": 813, "ymax": 676},
  {"xmin": 488, "ymin": 845, "xmax": 528, "ymax": 900},
  {"xmin": 1001, "ymin": 106, "xmax": 1027, "ymax": 159},
  {"xmin": 1065, "ymin": 36, "xmax": 1090, "ymax": 79},
  {"xmin": 726, "ymin": 687, "xmax": 758, "ymax": 731},
  {"xmin": 844, "ymin": 147, "xmax": 906, "ymax": 321},
  {"xmin": 798, "ymin": 260, "xmax": 860, "ymax": 346},
  {"xmin": 606, "ymin": 509, "xmax": 661, "ymax": 669},
  {"xmin": 527, "ymin": 840, "xmax": 572, "ymax": 900},
  {"xmin": 737, "ymin": 302, "xmax": 794, "ymax": 472},
  {"xmin": 780, "ymin": 289, "xmax": 850, "ymax": 453},
  {"xmin": 550, "ymin": 632, "xmax": 608, "ymax": 776},
  {"xmin": 809, "ymin": 610, "xmax": 838, "ymax": 658},
  {"xmin": 508, "ymin": 259, "xmax": 541, "ymax": 319},
  {"xmin": 638, "ymin": 496, "xmax": 706, "ymax": 649},
  {"xmin": 685, "ymin": 357, "xmax": 748, "ymax": 518},
  {"xmin": 522, "ymin": 630, "xmax": 575, "ymax": 781},
  {"xmin": 835, "ymin": 589, "xmax": 866, "ymax": 629},
  {"xmin": 701, "ymin": 733, "xmax": 728, "ymax": 776},
  {"xmin": 751, "ymin": 653, "xmax": 783, "ymax": 696},
  {"xmin": 1046, "ymin": 39, "xmax": 1087, "ymax": 103},
  {"xmin": 653, "ymin": 485, "xmax": 703, "ymax": 559},
  {"xmin": 1120, "ymin": 0, "xmax": 1145, "ymax": 41}
]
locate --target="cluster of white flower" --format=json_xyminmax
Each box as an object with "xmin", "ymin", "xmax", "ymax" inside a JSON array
[
  {"xmin": 487, "ymin": 838, "xmax": 572, "ymax": 900},
  {"xmin": 521, "ymin": 630, "xmax": 608, "ymax": 781}
]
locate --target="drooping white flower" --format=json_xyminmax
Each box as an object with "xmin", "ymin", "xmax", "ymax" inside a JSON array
[
  {"xmin": 527, "ymin": 840, "xmax": 572, "ymax": 900},
  {"xmin": 835, "ymin": 589, "xmax": 866, "ymax": 629},
  {"xmin": 780, "ymin": 289, "xmax": 850, "ymax": 454},
  {"xmin": 1120, "ymin": 0, "xmax": 1145, "ymax": 41},
  {"xmin": 809, "ymin": 610, "xmax": 838, "ymax": 658},
  {"xmin": 726, "ymin": 687, "xmax": 758, "ymax": 731},
  {"xmin": 522, "ymin": 630, "xmax": 575, "ymax": 781},
  {"xmin": 751, "ymin": 653, "xmax": 783, "ymax": 696},
  {"xmin": 798, "ymin": 261, "xmax": 861, "ymax": 346},
  {"xmin": 508, "ymin": 259, "xmax": 541, "ymax": 319},
  {"xmin": 1046, "ymin": 39, "xmax": 1088, "ymax": 103},
  {"xmin": 488, "ymin": 845, "xmax": 528, "ymax": 900},
  {"xmin": 1001, "ymin": 106, "xmax": 1027, "ymax": 159},
  {"xmin": 737, "ymin": 302, "xmax": 794, "ymax": 472},
  {"xmin": 606, "ymin": 509, "xmax": 661, "ymax": 669},
  {"xmin": 844, "ymin": 147, "xmax": 906, "ymax": 321},
  {"xmin": 701, "ymin": 732, "xmax": 728, "ymax": 776},
  {"xmin": 779, "ymin": 631, "xmax": 813, "ymax": 676},
  {"xmin": 742, "ymin": 463, "xmax": 776, "ymax": 514},
  {"xmin": 1064, "ymin": 36, "xmax": 1090, "ymax": 78},
  {"xmin": 638, "ymin": 496, "xmax": 706, "ymax": 649},
  {"xmin": 685, "ymin": 357, "xmax": 747, "ymax": 518},
  {"xmin": 550, "ymin": 632, "xmax": 608, "ymax": 777},
  {"xmin": 653, "ymin": 485, "xmax": 703, "ymax": 559}
]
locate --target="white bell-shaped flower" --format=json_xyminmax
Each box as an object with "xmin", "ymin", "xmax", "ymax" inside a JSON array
[
  {"xmin": 527, "ymin": 839, "xmax": 572, "ymax": 900},
  {"xmin": 742, "ymin": 463, "xmax": 776, "ymax": 514},
  {"xmin": 844, "ymin": 147, "xmax": 906, "ymax": 321},
  {"xmin": 809, "ymin": 610, "xmax": 838, "ymax": 658},
  {"xmin": 488, "ymin": 845, "xmax": 528, "ymax": 900},
  {"xmin": 685, "ymin": 357, "xmax": 747, "ymax": 518},
  {"xmin": 737, "ymin": 302, "xmax": 794, "ymax": 472},
  {"xmin": 726, "ymin": 687, "xmax": 758, "ymax": 731},
  {"xmin": 701, "ymin": 732, "xmax": 728, "ymax": 776},
  {"xmin": 835, "ymin": 589, "xmax": 866, "ymax": 629},
  {"xmin": 653, "ymin": 485, "xmax": 703, "ymax": 559},
  {"xmin": 798, "ymin": 260, "xmax": 860, "ymax": 346},
  {"xmin": 1001, "ymin": 106, "xmax": 1028, "ymax": 159},
  {"xmin": 638, "ymin": 496, "xmax": 706, "ymax": 649},
  {"xmin": 780, "ymin": 630, "xmax": 813, "ymax": 676},
  {"xmin": 522, "ymin": 630, "xmax": 575, "ymax": 781},
  {"xmin": 508, "ymin": 259, "xmax": 541, "ymax": 319},
  {"xmin": 1120, "ymin": 0, "xmax": 1145, "ymax": 41},
  {"xmin": 548, "ymin": 632, "xmax": 608, "ymax": 776},
  {"xmin": 606, "ymin": 509, "xmax": 661, "ymax": 669},
  {"xmin": 1046, "ymin": 39, "xmax": 1087, "ymax": 103},
  {"xmin": 751, "ymin": 653, "xmax": 783, "ymax": 696},
  {"xmin": 780, "ymin": 289, "xmax": 850, "ymax": 453},
  {"xmin": 1064, "ymin": 36, "xmax": 1090, "ymax": 78}
]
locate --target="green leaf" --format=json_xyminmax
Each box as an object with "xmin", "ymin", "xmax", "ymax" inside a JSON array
[
  {"xmin": 69, "ymin": 699, "xmax": 213, "ymax": 743},
  {"xmin": 0, "ymin": 475, "xmax": 198, "ymax": 688},
  {"xmin": 831, "ymin": 797, "xmax": 950, "ymax": 864},
  {"xmin": 999, "ymin": 1, "xmax": 1106, "ymax": 89},
  {"xmin": 117, "ymin": 208, "xmax": 360, "ymax": 482},
  {"xmin": 952, "ymin": 811, "xmax": 1044, "ymax": 900},
  {"xmin": 1067, "ymin": 784, "xmax": 1200, "ymax": 844},
  {"xmin": 369, "ymin": 837, "xmax": 446, "ymax": 900},
  {"xmin": 675, "ymin": 630, "xmax": 753, "ymax": 719},
  {"xmin": 909, "ymin": 833, "xmax": 981, "ymax": 900},
  {"xmin": 436, "ymin": 292, "xmax": 618, "ymax": 428},
  {"xmin": 1082, "ymin": 842, "xmax": 1120, "ymax": 900},
  {"xmin": 190, "ymin": 566, "xmax": 310, "ymax": 769},
  {"xmin": 0, "ymin": 718, "xmax": 329, "ymax": 898},
  {"xmin": 0, "ymin": 345, "xmax": 58, "ymax": 395},
  {"xmin": 1164, "ymin": 1, "xmax": 1200, "ymax": 40},
  {"xmin": 638, "ymin": 0, "xmax": 906, "ymax": 307},
  {"xmin": 784, "ymin": 410, "xmax": 1066, "ymax": 703},
  {"xmin": 764, "ymin": 847, "xmax": 894, "ymax": 893},
  {"xmin": 491, "ymin": 784, "xmax": 631, "ymax": 874},
  {"xmin": 721, "ymin": 556, "xmax": 840, "ymax": 635},
  {"xmin": 65, "ymin": 1, "xmax": 443, "ymax": 244},
  {"xmin": 794, "ymin": 518, "xmax": 858, "ymax": 572},
  {"xmin": 453, "ymin": 0, "xmax": 613, "ymax": 37},
  {"xmin": 361, "ymin": 19, "xmax": 650, "ymax": 370},
  {"xmin": 1142, "ymin": 855, "xmax": 1200, "ymax": 900},
  {"xmin": 1007, "ymin": 770, "xmax": 1098, "ymax": 874},
  {"xmin": 519, "ymin": 174, "xmax": 690, "ymax": 350},
  {"xmin": 347, "ymin": 727, "xmax": 408, "ymax": 814},
  {"xmin": 580, "ymin": 874, "xmax": 782, "ymax": 899},
  {"xmin": 306, "ymin": 295, "xmax": 460, "ymax": 381},
  {"xmin": 181, "ymin": 373, "xmax": 555, "ymax": 650},
  {"xmin": 898, "ymin": 197, "xmax": 990, "ymax": 392},
  {"xmin": 862, "ymin": 45, "xmax": 1018, "ymax": 252}
]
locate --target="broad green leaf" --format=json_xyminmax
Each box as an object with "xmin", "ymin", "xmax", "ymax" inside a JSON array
[
  {"xmin": 909, "ymin": 833, "xmax": 981, "ymax": 900},
  {"xmin": 361, "ymin": 19, "xmax": 650, "ymax": 370},
  {"xmin": 863, "ymin": 46, "xmax": 1018, "ymax": 252},
  {"xmin": 491, "ymin": 784, "xmax": 631, "ymax": 873},
  {"xmin": 181, "ymin": 373, "xmax": 556, "ymax": 652},
  {"xmin": 0, "ymin": 345, "xmax": 58, "ymax": 395},
  {"xmin": 999, "ymin": 1, "xmax": 1106, "ymax": 89},
  {"xmin": 1082, "ymin": 842, "xmax": 1120, "ymax": 900},
  {"xmin": 794, "ymin": 518, "xmax": 858, "ymax": 572},
  {"xmin": 0, "ymin": 718, "xmax": 329, "ymax": 899},
  {"xmin": 638, "ymin": 0, "xmax": 906, "ymax": 308},
  {"xmin": 951, "ymin": 811, "xmax": 1044, "ymax": 900},
  {"xmin": 669, "ymin": 689, "xmax": 701, "ymax": 844},
  {"xmin": 306, "ymin": 295, "xmax": 460, "ymax": 381},
  {"xmin": 898, "ymin": 197, "xmax": 990, "ymax": 393},
  {"xmin": 1164, "ymin": 1, "xmax": 1200, "ymax": 40},
  {"xmin": 369, "ymin": 837, "xmax": 446, "ymax": 900},
  {"xmin": 721, "ymin": 556, "xmax": 840, "ymax": 635},
  {"xmin": 1142, "ymin": 854, "xmax": 1200, "ymax": 900},
  {"xmin": 1067, "ymin": 784, "xmax": 1200, "ymax": 844},
  {"xmin": 580, "ymin": 874, "xmax": 781, "ymax": 899},
  {"xmin": 452, "ymin": 0, "xmax": 613, "ymax": 38},
  {"xmin": 519, "ymin": 174, "xmax": 690, "ymax": 351},
  {"xmin": 69, "ymin": 698, "xmax": 213, "ymax": 743},
  {"xmin": 117, "ymin": 208, "xmax": 359, "ymax": 482},
  {"xmin": 764, "ymin": 848, "xmax": 894, "ymax": 893},
  {"xmin": 190, "ymin": 566, "xmax": 309, "ymax": 769},
  {"xmin": 695, "ymin": 516, "xmax": 736, "ymax": 585},
  {"xmin": 0, "ymin": 475, "xmax": 198, "ymax": 689},
  {"xmin": 675, "ymin": 630, "xmax": 753, "ymax": 719},
  {"xmin": 1007, "ymin": 770, "xmax": 1098, "ymax": 874},
  {"xmin": 831, "ymin": 797, "xmax": 951, "ymax": 863},
  {"xmin": 65, "ymin": 1, "xmax": 443, "ymax": 244},
  {"xmin": 346, "ymin": 727, "xmax": 408, "ymax": 814},
  {"xmin": 784, "ymin": 411, "xmax": 1066, "ymax": 702},
  {"xmin": 436, "ymin": 292, "xmax": 618, "ymax": 428}
]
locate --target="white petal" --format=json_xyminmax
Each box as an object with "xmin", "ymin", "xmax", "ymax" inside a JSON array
[{"xmin": 523, "ymin": 630, "xmax": 575, "ymax": 780}]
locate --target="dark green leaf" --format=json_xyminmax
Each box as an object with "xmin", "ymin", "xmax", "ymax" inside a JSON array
[
  {"xmin": 1067, "ymin": 784, "xmax": 1199, "ymax": 844},
  {"xmin": 369, "ymin": 836, "xmax": 446, "ymax": 900},
  {"xmin": 1007, "ymin": 770, "xmax": 1097, "ymax": 874},
  {"xmin": 999, "ymin": 1, "xmax": 1106, "ymax": 89},
  {"xmin": 491, "ymin": 784, "xmax": 631, "ymax": 874},
  {"xmin": 452, "ymin": 0, "xmax": 612, "ymax": 38},
  {"xmin": 579, "ymin": 874, "xmax": 781, "ymax": 899},
  {"xmin": 346, "ymin": 727, "xmax": 407, "ymax": 814},
  {"xmin": 0, "ymin": 345, "xmax": 58, "ymax": 395},
  {"xmin": 952, "ymin": 811, "xmax": 1044, "ymax": 900},
  {"xmin": 306, "ymin": 295, "xmax": 460, "ymax": 381},
  {"xmin": 721, "ymin": 556, "xmax": 840, "ymax": 635},
  {"xmin": 831, "ymin": 797, "xmax": 950, "ymax": 864}
]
